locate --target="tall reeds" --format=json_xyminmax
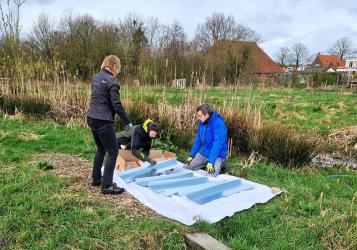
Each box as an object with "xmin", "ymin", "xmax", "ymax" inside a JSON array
[{"xmin": 0, "ymin": 81, "xmax": 320, "ymax": 168}]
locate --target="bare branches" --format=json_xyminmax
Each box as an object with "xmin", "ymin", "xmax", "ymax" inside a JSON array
[
  {"xmin": 27, "ymin": 14, "xmax": 56, "ymax": 60},
  {"xmin": 163, "ymin": 21, "xmax": 187, "ymax": 60},
  {"xmin": 0, "ymin": 0, "xmax": 25, "ymax": 39},
  {"xmin": 144, "ymin": 16, "xmax": 161, "ymax": 49},
  {"xmin": 275, "ymin": 47, "xmax": 292, "ymax": 67},
  {"xmin": 328, "ymin": 37, "xmax": 356, "ymax": 60},
  {"xmin": 291, "ymin": 43, "xmax": 309, "ymax": 68},
  {"xmin": 194, "ymin": 12, "xmax": 262, "ymax": 51}
]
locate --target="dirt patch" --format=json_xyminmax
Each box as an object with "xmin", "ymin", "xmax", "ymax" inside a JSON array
[{"xmin": 32, "ymin": 153, "xmax": 160, "ymax": 219}]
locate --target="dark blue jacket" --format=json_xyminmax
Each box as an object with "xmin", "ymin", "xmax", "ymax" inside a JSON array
[
  {"xmin": 189, "ymin": 112, "xmax": 228, "ymax": 164},
  {"xmin": 87, "ymin": 69, "xmax": 130, "ymax": 124}
]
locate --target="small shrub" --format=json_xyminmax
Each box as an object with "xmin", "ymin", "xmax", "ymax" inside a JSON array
[
  {"xmin": 155, "ymin": 118, "xmax": 194, "ymax": 150},
  {"xmin": 37, "ymin": 161, "xmax": 54, "ymax": 170},
  {"xmin": 224, "ymin": 111, "xmax": 255, "ymax": 154},
  {"xmin": 250, "ymin": 124, "xmax": 321, "ymax": 168},
  {"xmin": 152, "ymin": 139, "xmax": 177, "ymax": 152},
  {"xmin": 312, "ymin": 72, "xmax": 336, "ymax": 87},
  {"xmin": 312, "ymin": 105, "xmax": 322, "ymax": 113},
  {"xmin": 0, "ymin": 95, "xmax": 52, "ymax": 117},
  {"xmin": 291, "ymin": 74, "xmax": 306, "ymax": 88}
]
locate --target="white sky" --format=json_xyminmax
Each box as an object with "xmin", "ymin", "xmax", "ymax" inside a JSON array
[{"xmin": 18, "ymin": 0, "xmax": 357, "ymax": 59}]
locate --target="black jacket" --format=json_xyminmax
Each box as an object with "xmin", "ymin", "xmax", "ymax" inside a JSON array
[
  {"xmin": 87, "ymin": 69, "xmax": 130, "ymax": 124},
  {"xmin": 132, "ymin": 126, "xmax": 152, "ymax": 153},
  {"xmin": 117, "ymin": 125, "xmax": 152, "ymax": 161}
]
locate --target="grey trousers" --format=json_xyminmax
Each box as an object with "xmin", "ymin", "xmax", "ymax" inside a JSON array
[{"xmin": 183, "ymin": 152, "xmax": 224, "ymax": 177}]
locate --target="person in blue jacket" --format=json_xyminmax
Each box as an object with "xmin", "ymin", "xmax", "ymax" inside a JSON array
[{"xmin": 184, "ymin": 104, "xmax": 228, "ymax": 176}]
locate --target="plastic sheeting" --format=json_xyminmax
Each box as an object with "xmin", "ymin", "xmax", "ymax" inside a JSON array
[{"xmin": 113, "ymin": 162, "xmax": 281, "ymax": 225}]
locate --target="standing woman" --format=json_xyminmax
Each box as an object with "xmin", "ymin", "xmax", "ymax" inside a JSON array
[{"xmin": 87, "ymin": 55, "xmax": 131, "ymax": 194}]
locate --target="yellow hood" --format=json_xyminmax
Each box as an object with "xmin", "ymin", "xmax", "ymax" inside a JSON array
[{"xmin": 142, "ymin": 119, "xmax": 154, "ymax": 132}]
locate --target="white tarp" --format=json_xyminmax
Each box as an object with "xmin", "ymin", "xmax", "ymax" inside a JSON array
[{"xmin": 113, "ymin": 166, "xmax": 281, "ymax": 225}]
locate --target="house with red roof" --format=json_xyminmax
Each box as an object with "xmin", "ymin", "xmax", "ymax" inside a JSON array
[
  {"xmin": 245, "ymin": 41, "xmax": 285, "ymax": 79},
  {"xmin": 310, "ymin": 53, "xmax": 357, "ymax": 85},
  {"xmin": 312, "ymin": 53, "xmax": 346, "ymax": 71},
  {"xmin": 205, "ymin": 41, "xmax": 284, "ymax": 82}
]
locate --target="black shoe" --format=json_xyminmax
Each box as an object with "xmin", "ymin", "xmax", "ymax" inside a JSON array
[
  {"xmin": 101, "ymin": 183, "xmax": 125, "ymax": 195},
  {"xmin": 91, "ymin": 178, "xmax": 102, "ymax": 187}
]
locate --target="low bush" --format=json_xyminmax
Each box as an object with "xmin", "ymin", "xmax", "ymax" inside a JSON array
[
  {"xmin": 37, "ymin": 161, "xmax": 54, "ymax": 170},
  {"xmin": 224, "ymin": 110, "xmax": 256, "ymax": 154},
  {"xmin": 250, "ymin": 124, "xmax": 321, "ymax": 168},
  {"xmin": 152, "ymin": 139, "xmax": 177, "ymax": 152},
  {"xmin": 0, "ymin": 95, "xmax": 52, "ymax": 117},
  {"xmin": 312, "ymin": 72, "xmax": 336, "ymax": 87}
]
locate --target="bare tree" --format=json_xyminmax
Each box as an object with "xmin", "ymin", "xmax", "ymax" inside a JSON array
[
  {"xmin": 291, "ymin": 43, "xmax": 309, "ymax": 69},
  {"xmin": 328, "ymin": 36, "xmax": 356, "ymax": 59},
  {"xmin": 194, "ymin": 12, "xmax": 261, "ymax": 51},
  {"xmin": 161, "ymin": 21, "xmax": 187, "ymax": 82},
  {"xmin": 164, "ymin": 21, "xmax": 186, "ymax": 59},
  {"xmin": 275, "ymin": 47, "xmax": 291, "ymax": 67},
  {"xmin": 118, "ymin": 13, "xmax": 145, "ymax": 48},
  {"xmin": 234, "ymin": 23, "xmax": 262, "ymax": 43},
  {"xmin": 0, "ymin": 0, "xmax": 26, "ymax": 39},
  {"xmin": 27, "ymin": 14, "xmax": 56, "ymax": 61},
  {"xmin": 145, "ymin": 16, "xmax": 161, "ymax": 49},
  {"xmin": 0, "ymin": 0, "xmax": 26, "ymax": 79},
  {"xmin": 57, "ymin": 13, "xmax": 98, "ymax": 79}
]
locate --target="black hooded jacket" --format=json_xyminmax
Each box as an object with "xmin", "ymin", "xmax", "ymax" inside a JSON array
[
  {"xmin": 87, "ymin": 69, "xmax": 130, "ymax": 124},
  {"xmin": 117, "ymin": 124, "xmax": 153, "ymax": 162}
]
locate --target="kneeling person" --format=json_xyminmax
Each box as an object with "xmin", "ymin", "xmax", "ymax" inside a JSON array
[
  {"xmin": 117, "ymin": 119, "xmax": 159, "ymax": 166},
  {"xmin": 184, "ymin": 104, "xmax": 228, "ymax": 176}
]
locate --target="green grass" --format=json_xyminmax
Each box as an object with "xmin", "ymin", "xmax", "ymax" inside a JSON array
[
  {"xmin": 0, "ymin": 117, "xmax": 356, "ymax": 249},
  {"xmin": 122, "ymin": 86, "xmax": 357, "ymax": 132},
  {"xmin": 0, "ymin": 117, "xmax": 188, "ymax": 249}
]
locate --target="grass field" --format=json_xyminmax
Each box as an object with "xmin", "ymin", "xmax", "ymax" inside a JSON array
[
  {"xmin": 122, "ymin": 86, "xmax": 357, "ymax": 132},
  {"xmin": 1, "ymin": 82, "xmax": 356, "ymax": 132},
  {"xmin": 1, "ymin": 116, "xmax": 356, "ymax": 249}
]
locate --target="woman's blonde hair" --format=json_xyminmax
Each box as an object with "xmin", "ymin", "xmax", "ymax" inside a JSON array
[{"xmin": 101, "ymin": 55, "xmax": 121, "ymax": 72}]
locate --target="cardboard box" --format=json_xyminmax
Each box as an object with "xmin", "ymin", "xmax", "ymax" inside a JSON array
[{"xmin": 115, "ymin": 149, "xmax": 176, "ymax": 171}]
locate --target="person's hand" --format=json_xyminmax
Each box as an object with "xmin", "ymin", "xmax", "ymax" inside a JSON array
[
  {"xmin": 124, "ymin": 123, "xmax": 132, "ymax": 131},
  {"xmin": 206, "ymin": 163, "xmax": 214, "ymax": 174},
  {"xmin": 185, "ymin": 156, "xmax": 193, "ymax": 165}
]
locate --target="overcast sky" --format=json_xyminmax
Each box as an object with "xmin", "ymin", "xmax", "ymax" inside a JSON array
[{"xmin": 19, "ymin": 0, "xmax": 357, "ymax": 59}]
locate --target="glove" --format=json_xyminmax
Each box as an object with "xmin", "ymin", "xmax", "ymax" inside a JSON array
[
  {"xmin": 148, "ymin": 159, "xmax": 157, "ymax": 167},
  {"xmin": 185, "ymin": 156, "xmax": 193, "ymax": 165},
  {"xmin": 206, "ymin": 163, "xmax": 214, "ymax": 174},
  {"xmin": 124, "ymin": 123, "xmax": 132, "ymax": 131}
]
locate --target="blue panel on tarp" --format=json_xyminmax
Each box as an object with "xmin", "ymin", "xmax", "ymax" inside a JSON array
[
  {"xmin": 186, "ymin": 179, "xmax": 254, "ymax": 204},
  {"xmin": 161, "ymin": 180, "xmax": 226, "ymax": 197},
  {"xmin": 118, "ymin": 158, "xmax": 179, "ymax": 183},
  {"xmin": 118, "ymin": 167, "xmax": 154, "ymax": 183},
  {"xmin": 135, "ymin": 172, "xmax": 193, "ymax": 187},
  {"xmin": 176, "ymin": 180, "xmax": 227, "ymax": 197},
  {"xmin": 220, "ymin": 183, "xmax": 254, "ymax": 197},
  {"xmin": 190, "ymin": 184, "xmax": 254, "ymax": 204},
  {"xmin": 148, "ymin": 177, "xmax": 209, "ymax": 192}
]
